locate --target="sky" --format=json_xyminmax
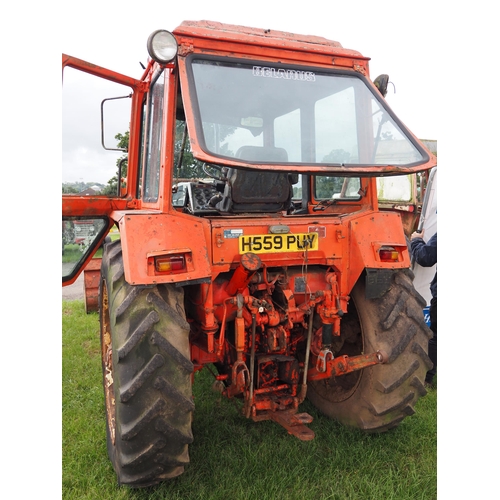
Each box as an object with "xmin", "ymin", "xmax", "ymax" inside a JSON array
[
  {"xmin": 61, "ymin": 2, "xmax": 440, "ymax": 139},
  {"xmin": 60, "ymin": 0, "xmax": 442, "ymax": 185}
]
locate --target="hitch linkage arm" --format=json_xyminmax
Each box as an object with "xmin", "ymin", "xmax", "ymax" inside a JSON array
[{"xmin": 307, "ymin": 350, "xmax": 388, "ymax": 381}]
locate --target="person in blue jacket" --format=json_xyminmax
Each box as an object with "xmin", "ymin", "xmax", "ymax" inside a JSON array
[{"xmin": 410, "ymin": 230, "xmax": 437, "ymax": 387}]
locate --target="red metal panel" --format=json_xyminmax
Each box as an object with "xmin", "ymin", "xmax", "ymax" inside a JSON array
[
  {"xmin": 114, "ymin": 210, "xmax": 213, "ymax": 286},
  {"xmin": 83, "ymin": 258, "xmax": 102, "ymax": 313}
]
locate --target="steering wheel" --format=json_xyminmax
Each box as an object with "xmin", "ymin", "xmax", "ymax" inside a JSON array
[{"xmin": 202, "ymin": 162, "xmax": 227, "ymax": 181}]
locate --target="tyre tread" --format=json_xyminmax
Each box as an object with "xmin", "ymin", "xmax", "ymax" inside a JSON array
[
  {"xmin": 307, "ymin": 269, "xmax": 432, "ymax": 432},
  {"xmin": 121, "ymin": 399, "xmax": 167, "ymax": 441},
  {"xmin": 99, "ymin": 241, "xmax": 193, "ymax": 488},
  {"xmin": 119, "ymin": 353, "xmax": 165, "ymax": 403},
  {"xmin": 150, "ymin": 331, "xmax": 194, "ymax": 373},
  {"xmin": 117, "ymin": 310, "xmax": 159, "ymax": 360}
]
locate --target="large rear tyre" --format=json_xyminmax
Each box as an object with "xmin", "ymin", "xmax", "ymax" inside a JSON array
[
  {"xmin": 99, "ymin": 240, "xmax": 194, "ymax": 487},
  {"xmin": 307, "ymin": 270, "xmax": 432, "ymax": 431}
]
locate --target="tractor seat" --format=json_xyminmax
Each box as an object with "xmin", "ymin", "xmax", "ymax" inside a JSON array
[
  {"xmin": 236, "ymin": 145, "xmax": 289, "ymax": 163},
  {"xmin": 215, "ymin": 146, "xmax": 293, "ymax": 213}
]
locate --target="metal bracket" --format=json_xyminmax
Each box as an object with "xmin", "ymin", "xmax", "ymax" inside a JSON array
[
  {"xmin": 269, "ymin": 410, "xmax": 315, "ymax": 441},
  {"xmin": 225, "ymin": 360, "xmax": 250, "ymax": 398}
]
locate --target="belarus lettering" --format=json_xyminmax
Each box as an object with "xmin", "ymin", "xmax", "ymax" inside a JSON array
[{"xmin": 252, "ymin": 66, "xmax": 316, "ymax": 82}]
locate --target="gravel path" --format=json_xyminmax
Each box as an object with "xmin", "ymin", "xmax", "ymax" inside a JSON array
[{"xmin": 62, "ymin": 272, "xmax": 84, "ymax": 301}]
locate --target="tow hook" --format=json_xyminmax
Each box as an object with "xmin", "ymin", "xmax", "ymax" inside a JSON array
[{"xmin": 316, "ymin": 349, "xmax": 334, "ymax": 373}]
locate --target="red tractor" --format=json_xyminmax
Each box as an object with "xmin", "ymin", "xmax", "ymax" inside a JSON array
[{"xmin": 63, "ymin": 21, "xmax": 436, "ymax": 487}]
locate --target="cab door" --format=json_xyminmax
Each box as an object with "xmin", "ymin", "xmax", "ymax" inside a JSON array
[{"xmin": 62, "ymin": 55, "xmax": 147, "ymax": 285}]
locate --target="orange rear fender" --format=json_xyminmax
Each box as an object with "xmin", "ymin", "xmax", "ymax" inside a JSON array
[{"xmin": 347, "ymin": 211, "xmax": 410, "ymax": 293}]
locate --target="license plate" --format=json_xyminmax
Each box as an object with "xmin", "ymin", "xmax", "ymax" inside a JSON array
[{"xmin": 238, "ymin": 233, "xmax": 319, "ymax": 254}]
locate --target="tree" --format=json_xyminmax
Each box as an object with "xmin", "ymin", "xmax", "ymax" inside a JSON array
[
  {"xmin": 103, "ymin": 120, "xmax": 238, "ymax": 193},
  {"xmin": 62, "ymin": 185, "xmax": 79, "ymax": 194},
  {"xmin": 173, "ymin": 121, "xmax": 204, "ymax": 179},
  {"xmin": 102, "ymin": 131, "xmax": 129, "ymax": 196},
  {"xmin": 172, "ymin": 121, "xmax": 236, "ymax": 180}
]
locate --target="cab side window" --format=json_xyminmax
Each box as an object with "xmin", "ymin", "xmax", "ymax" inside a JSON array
[{"xmin": 142, "ymin": 70, "xmax": 165, "ymax": 202}]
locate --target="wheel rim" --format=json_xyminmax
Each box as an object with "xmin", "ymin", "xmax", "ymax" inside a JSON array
[{"xmin": 100, "ymin": 280, "xmax": 116, "ymax": 445}]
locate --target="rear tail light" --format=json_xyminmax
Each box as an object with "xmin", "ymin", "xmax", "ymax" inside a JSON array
[
  {"xmin": 379, "ymin": 246, "xmax": 400, "ymax": 262},
  {"xmin": 155, "ymin": 255, "xmax": 186, "ymax": 273},
  {"xmin": 147, "ymin": 250, "xmax": 193, "ymax": 277}
]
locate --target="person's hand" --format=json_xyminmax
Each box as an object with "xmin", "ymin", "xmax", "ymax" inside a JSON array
[{"xmin": 411, "ymin": 229, "xmax": 424, "ymax": 241}]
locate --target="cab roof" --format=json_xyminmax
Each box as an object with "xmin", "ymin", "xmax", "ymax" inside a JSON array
[{"xmin": 173, "ymin": 20, "xmax": 367, "ymax": 61}]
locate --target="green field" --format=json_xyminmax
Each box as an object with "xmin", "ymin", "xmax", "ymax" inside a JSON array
[{"xmin": 62, "ymin": 300, "xmax": 437, "ymax": 500}]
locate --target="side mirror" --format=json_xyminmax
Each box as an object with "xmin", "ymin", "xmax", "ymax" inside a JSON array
[{"xmin": 373, "ymin": 74, "xmax": 389, "ymax": 97}]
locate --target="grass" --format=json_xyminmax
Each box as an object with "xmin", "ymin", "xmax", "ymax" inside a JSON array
[
  {"xmin": 62, "ymin": 300, "xmax": 437, "ymax": 500},
  {"xmin": 62, "ymin": 244, "xmax": 84, "ymax": 263},
  {"xmin": 63, "ymin": 231, "xmax": 120, "ymax": 268}
]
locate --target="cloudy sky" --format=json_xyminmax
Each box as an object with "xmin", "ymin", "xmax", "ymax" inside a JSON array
[{"xmin": 61, "ymin": 0, "xmax": 442, "ymax": 184}]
